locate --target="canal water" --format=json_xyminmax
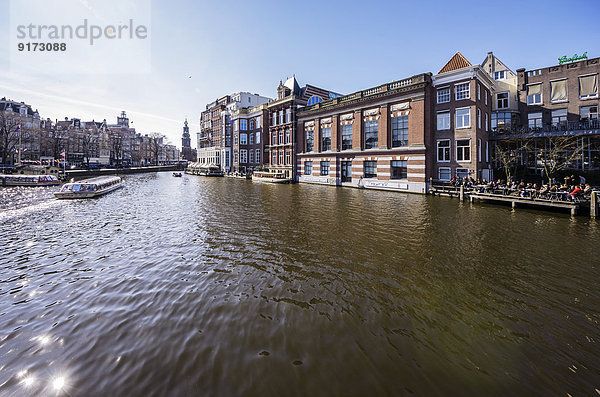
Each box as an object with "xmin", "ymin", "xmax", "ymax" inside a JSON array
[{"xmin": 0, "ymin": 172, "xmax": 599, "ymax": 396}]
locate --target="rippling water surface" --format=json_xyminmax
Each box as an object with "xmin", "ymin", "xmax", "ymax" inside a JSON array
[{"xmin": 1, "ymin": 172, "xmax": 599, "ymax": 396}]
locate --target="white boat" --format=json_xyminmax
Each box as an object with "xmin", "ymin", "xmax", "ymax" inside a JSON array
[
  {"xmin": 55, "ymin": 176, "xmax": 123, "ymax": 199},
  {"xmin": 185, "ymin": 163, "xmax": 224, "ymax": 177},
  {"xmin": 251, "ymin": 171, "xmax": 292, "ymax": 184},
  {"xmin": 0, "ymin": 174, "xmax": 61, "ymax": 187}
]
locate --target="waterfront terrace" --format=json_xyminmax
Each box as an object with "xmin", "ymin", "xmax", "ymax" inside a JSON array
[{"xmin": 295, "ymin": 73, "xmax": 433, "ymax": 193}]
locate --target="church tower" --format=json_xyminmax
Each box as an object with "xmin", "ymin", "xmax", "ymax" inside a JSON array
[{"xmin": 182, "ymin": 118, "xmax": 191, "ymax": 148}]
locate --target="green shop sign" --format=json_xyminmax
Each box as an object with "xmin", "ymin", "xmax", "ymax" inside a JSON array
[{"xmin": 558, "ymin": 52, "xmax": 588, "ymax": 65}]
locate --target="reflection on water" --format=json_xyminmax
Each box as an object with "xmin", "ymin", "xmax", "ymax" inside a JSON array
[{"xmin": 1, "ymin": 173, "xmax": 599, "ymax": 396}]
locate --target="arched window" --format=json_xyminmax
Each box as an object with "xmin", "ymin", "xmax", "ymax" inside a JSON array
[{"xmin": 307, "ymin": 96, "xmax": 323, "ymax": 106}]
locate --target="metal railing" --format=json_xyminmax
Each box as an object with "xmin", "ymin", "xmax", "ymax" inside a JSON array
[
  {"xmin": 301, "ymin": 76, "xmax": 419, "ymax": 112},
  {"xmin": 492, "ymin": 119, "xmax": 600, "ymax": 137}
]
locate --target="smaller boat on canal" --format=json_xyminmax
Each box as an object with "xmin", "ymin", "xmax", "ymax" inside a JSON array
[
  {"xmin": 0, "ymin": 174, "xmax": 61, "ymax": 187},
  {"xmin": 172, "ymin": 172, "xmax": 182, "ymax": 177},
  {"xmin": 55, "ymin": 176, "xmax": 123, "ymax": 199},
  {"xmin": 251, "ymin": 171, "xmax": 292, "ymax": 184}
]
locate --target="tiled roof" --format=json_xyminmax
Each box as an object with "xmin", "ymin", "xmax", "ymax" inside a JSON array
[{"xmin": 438, "ymin": 52, "xmax": 472, "ymax": 74}]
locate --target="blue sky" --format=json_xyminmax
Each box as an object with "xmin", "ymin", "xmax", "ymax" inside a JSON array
[{"xmin": 1, "ymin": 0, "xmax": 598, "ymax": 147}]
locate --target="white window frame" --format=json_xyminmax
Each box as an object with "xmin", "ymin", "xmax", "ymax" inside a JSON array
[
  {"xmin": 478, "ymin": 108, "xmax": 482, "ymax": 129},
  {"xmin": 477, "ymin": 84, "xmax": 481, "ymax": 100},
  {"xmin": 485, "ymin": 141, "xmax": 489, "ymax": 162},
  {"xmin": 497, "ymin": 92, "xmax": 509, "ymax": 109},
  {"xmin": 494, "ymin": 70, "xmax": 506, "ymax": 80},
  {"xmin": 526, "ymin": 83, "xmax": 542, "ymax": 105},
  {"xmin": 438, "ymin": 167, "xmax": 451, "ymax": 181},
  {"xmin": 478, "ymin": 138, "xmax": 482, "ymax": 162},
  {"xmin": 485, "ymin": 113, "xmax": 489, "ymax": 132},
  {"xmin": 437, "ymin": 111, "xmax": 450, "ymax": 130},
  {"xmin": 240, "ymin": 149, "xmax": 247, "ymax": 164},
  {"xmin": 456, "ymin": 139, "xmax": 471, "ymax": 162},
  {"xmin": 256, "ymin": 149, "xmax": 261, "ymax": 163},
  {"xmin": 240, "ymin": 119, "xmax": 247, "ymax": 130},
  {"xmin": 485, "ymin": 90, "xmax": 488, "ymax": 106},
  {"xmin": 240, "ymin": 133, "xmax": 247, "ymax": 145},
  {"xmin": 455, "ymin": 82, "xmax": 470, "ymax": 100},
  {"xmin": 234, "ymin": 120, "xmax": 238, "ymax": 131},
  {"xmin": 455, "ymin": 107, "xmax": 471, "ymax": 129},
  {"xmin": 437, "ymin": 139, "xmax": 451, "ymax": 163},
  {"xmin": 580, "ymin": 105, "xmax": 599, "ymax": 121},
  {"xmin": 437, "ymin": 87, "xmax": 450, "ymax": 104},
  {"xmin": 456, "ymin": 167, "xmax": 469, "ymax": 179}
]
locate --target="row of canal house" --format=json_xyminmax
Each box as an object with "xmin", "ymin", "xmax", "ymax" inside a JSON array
[{"xmin": 197, "ymin": 51, "xmax": 600, "ymax": 191}]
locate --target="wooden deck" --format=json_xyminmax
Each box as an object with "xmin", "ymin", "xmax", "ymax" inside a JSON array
[
  {"xmin": 468, "ymin": 192, "xmax": 585, "ymax": 216},
  {"xmin": 429, "ymin": 184, "xmax": 594, "ymax": 216}
]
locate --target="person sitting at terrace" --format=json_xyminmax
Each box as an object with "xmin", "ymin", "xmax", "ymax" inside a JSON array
[
  {"xmin": 570, "ymin": 185, "xmax": 582, "ymax": 199},
  {"xmin": 583, "ymin": 184, "xmax": 592, "ymax": 196}
]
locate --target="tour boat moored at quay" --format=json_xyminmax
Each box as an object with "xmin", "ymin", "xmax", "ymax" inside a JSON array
[
  {"xmin": 185, "ymin": 163, "xmax": 224, "ymax": 177},
  {"xmin": 0, "ymin": 174, "xmax": 61, "ymax": 187},
  {"xmin": 251, "ymin": 171, "xmax": 292, "ymax": 184},
  {"xmin": 55, "ymin": 176, "xmax": 123, "ymax": 199}
]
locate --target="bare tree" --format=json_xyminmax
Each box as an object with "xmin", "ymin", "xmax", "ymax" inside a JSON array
[
  {"xmin": 51, "ymin": 127, "xmax": 69, "ymax": 161},
  {"xmin": 494, "ymin": 138, "xmax": 532, "ymax": 183},
  {"xmin": 0, "ymin": 113, "xmax": 22, "ymax": 165},
  {"xmin": 149, "ymin": 133, "xmax": 165, "ymax": 165},
  {"xmin": 537, "ymin": 135, "xmax": 585, "ymax": 184},
  {"xmin": 109, "ymin": 131, "xmax": 123, "ymax": 167},
  {"xmin": 81, "ymin": 124, "xmax": 98, "ymax": 169}
]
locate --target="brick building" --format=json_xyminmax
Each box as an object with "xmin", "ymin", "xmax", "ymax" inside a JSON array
[
  {"xmin": 267, "ymin": 76, "xmax": 340, "ymax": 179},
  {"xmin": 296, "ymin": 74, "xmax": 433, "ymax": 192},
  {"xmin": 432, "ymin": 52, "xmax": 494, "ymax": 182},
  {"xmin": 491, "ymin": 54, "xmax": 600, "ymax": 175}
]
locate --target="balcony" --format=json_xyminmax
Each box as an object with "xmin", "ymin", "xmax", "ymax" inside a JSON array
[
  {"xmin": 491, "ymin": 119, "xmax": 600, "ymax": 139},
  {"xmin": 198, "ymin": 133, "xmax": 210, "ymax": 142}
]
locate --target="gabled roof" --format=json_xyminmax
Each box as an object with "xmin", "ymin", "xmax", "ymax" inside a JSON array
[
  {"xmin": 480, "ymin": 52, "xmax": 516, "ymax": 76},
  {"xmin": 438, "ymin": 52, "xmax": 472, "ymax": 74}
]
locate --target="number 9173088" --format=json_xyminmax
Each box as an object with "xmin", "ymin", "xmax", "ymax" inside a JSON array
[{"xmin": 18, "ymin": 43, "xmax": 67, "ymax": 51}]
